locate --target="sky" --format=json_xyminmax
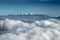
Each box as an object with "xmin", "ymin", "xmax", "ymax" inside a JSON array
[{"xmin": 0, "ymin": 0, "xmax": 60, "ymax": 16}]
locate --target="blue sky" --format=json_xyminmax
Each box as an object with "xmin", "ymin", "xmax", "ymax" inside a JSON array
[{"xmin": 0, "ymin": 0, "xmax": 60, "ymax": 16}]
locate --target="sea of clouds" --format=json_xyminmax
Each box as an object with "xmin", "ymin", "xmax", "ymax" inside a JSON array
[{"xmin": 0, "ymin": 18, "xmax": 60, "ymax": 40}]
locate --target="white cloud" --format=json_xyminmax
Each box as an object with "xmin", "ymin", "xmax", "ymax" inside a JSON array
[
  {"xmin": 40, "ymin": 0, "xmax": 51, "ymax": 1},
  {"xmin": 0, "ymin": 18, "xmax": 60, "ymax": 40}
]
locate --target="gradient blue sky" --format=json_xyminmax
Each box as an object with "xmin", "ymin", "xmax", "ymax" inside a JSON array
[{"xmin": 0, "ymin": 0, "xmax": 60, "ymax": 16}]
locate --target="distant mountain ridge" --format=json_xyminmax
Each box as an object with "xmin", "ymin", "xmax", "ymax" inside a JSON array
[{"xmin": 0, "ymin": 14, "xmax": 60, "ymax": 20}]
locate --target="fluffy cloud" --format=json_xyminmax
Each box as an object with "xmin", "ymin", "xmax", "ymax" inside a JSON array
[{"xmin": 0, "ymin": 18, "xmax": 60, "ymax": 40}]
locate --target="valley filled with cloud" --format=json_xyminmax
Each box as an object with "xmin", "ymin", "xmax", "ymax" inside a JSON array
[{"xmin": 0, "ymin": 18, "xmax": 60, "ymax": 40}]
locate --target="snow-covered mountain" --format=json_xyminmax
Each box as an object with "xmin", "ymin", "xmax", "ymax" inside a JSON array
[{"xmin": 0, "ymin": 14, "xmax": 60, "ymax": 20}]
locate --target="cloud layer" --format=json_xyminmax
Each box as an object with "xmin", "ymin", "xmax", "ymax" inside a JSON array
[{"xmin": 0, "ymin": 18, "xmax": 60, "ymax": 40}]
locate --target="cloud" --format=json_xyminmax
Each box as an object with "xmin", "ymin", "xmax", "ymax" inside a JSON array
[
  {"xmin": 39, "ymin": 0, "xmax": 60, "ymax": 1},
  {"xmin": 40, "ymin": 0, "xmax": 51, "ymax": 1},
  {"xmin": 0, "ymin": 18, "xmax": 60, "ymax": 40}
]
